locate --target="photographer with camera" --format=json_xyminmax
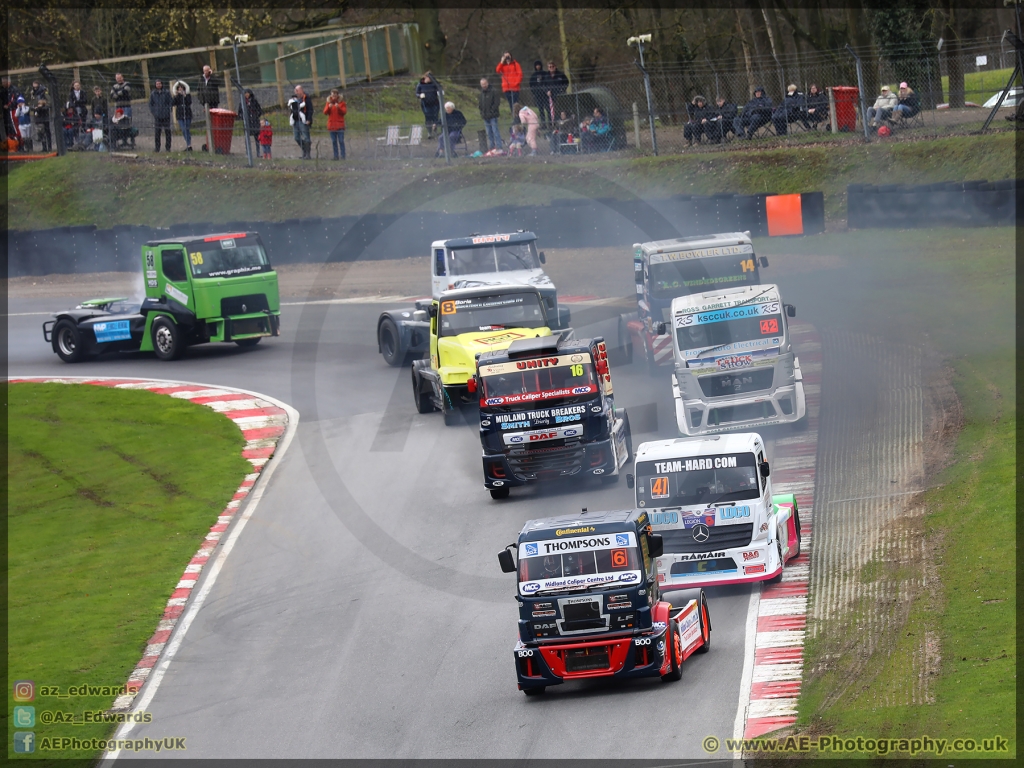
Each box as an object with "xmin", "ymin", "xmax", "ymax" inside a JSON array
[{"xmin": 495, "ymin": 51, "xmax": 523, "ymax": 121}]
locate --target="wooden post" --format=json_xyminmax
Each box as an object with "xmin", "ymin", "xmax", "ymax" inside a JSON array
[
  {"xmin": 337, "ymin": 39, "xmax": 347, "ymax": 88},
  {"xmin": 141, "ymin": 59, "xmax": 151, "ymax": 100},
  {"xmin": 209, "ymin": 49, "xmax": 223, "ymax": 106},
  {"xmin": 276, "ymin": 43, "xmax": 286, "ymax": 107},
  {"xmin": 362, "ymin": 33, "xmax": 372, "ymax": 82},
  {"xmin": 384, "ymin": 28, "xmax": 395, "ymax": 74},
  {"xmin": 310, "ymin": 48, "xmax": 320, "ymax": 96},
  {"xmin": 73, "ymin": 67, "xmax": 81, "ymax": 87},
  {"xmin": 828, "ymin": 87, "xmax": 838, "ymax": 134}
]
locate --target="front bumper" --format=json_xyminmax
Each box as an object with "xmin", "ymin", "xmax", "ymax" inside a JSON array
[
  {"xmin": 657, "ymin": 541, "xmax": 781, "ymax": 589},
  {"xmin": 482, "ymin": 438, "xmax": 617, "ymax": 488},
  {"xmin": 514, "ymin": 629, "xmax": 669, "ymax": 690}
]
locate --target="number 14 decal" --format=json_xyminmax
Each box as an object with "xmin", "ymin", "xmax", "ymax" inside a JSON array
[{"xmin": 740, "ymin": 258, "xmax": 756, "ymax": 273}]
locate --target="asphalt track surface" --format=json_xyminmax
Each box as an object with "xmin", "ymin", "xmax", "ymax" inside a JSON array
[{"xmin": 7, "ymin": 292, "xmax": 808, "ymax": 760}]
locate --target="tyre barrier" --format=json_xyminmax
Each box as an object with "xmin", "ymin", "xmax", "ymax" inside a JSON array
[
  {"xmin": 4, "ymin": 191, "xmax": 828, "ymax": 277},
  {"xmin": 847, "ymin": 179, "xmax": 1019, "ymax": 229}
]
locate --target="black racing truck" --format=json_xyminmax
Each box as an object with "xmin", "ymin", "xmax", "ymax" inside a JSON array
[
  {"xmin": 473, "ymin": 335, "xmax": 632, "ymax": 499},
  {"xmin": 498, "ymin": 508, "xmax": 711, "ymax": 695},
  {"xmin": 44, "ymin": 232, "xmax": 280, "ymax": 362}
]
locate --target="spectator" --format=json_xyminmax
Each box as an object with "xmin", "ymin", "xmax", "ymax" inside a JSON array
[
  {"xmin": 582, "ymin": 106, "xmax": 612, "ymax": 152},
  {"xmin": 149, "ymin": 79, "xmax": 172, "ymax": 152},
  {"xmin": 110, "ymin": 72, "xmax": 132, "ymax": 119},
  {"xmin": 171, "ymin": 80, "xmax": 193, "ymax": 152},
  {"xmin": 16, "ymin": 96, "xmax": 32, "ymax": 151},
  {"xmin": 495, "ymin": 52, "xmax": 523, "ymax": 119},
  {"xmin": 238, "ymin": 88, "xmax": 264, "ymax": 157},
  {"xmin": 542, "ymin": 61, "xmax": 569, "ymax": 125},
  {"xmin": 197, "ymin": 65, "xmax": 220, "ymax": 109},
  {"xmin": 549, "ymin": 109, "xmax": 574, "ymax": 153},
  {"xmin": 528, "ymin": 61, "xmax": 547, "ymax": 126},
  {"xmin": 33, "ymin": 98, "xmax": 52, "ymax": 152},
  {"xmin": 733, "ymin": 85, "xmax": 773, "ymax": 139},
  {"xmin": 63, "ymin": 107, "xmax": 79, "ymax": 148},
  {"xmin": 258, "ymin": 117, "xmax": 273, "ymax": 159},
  {"xmin": 30, "ymin": 80, "xmax": 48, "ymax": 101},
  {"xmin": 110, "ymin": 106, "xmax": 131, "ymax": 148},
  {"xmin": 416, "ymin": 73, "xmax": 440, "ymax": 138},
  {"xmin": 436, "ymin": 100, "xmax": 466, "ymax": 157},
  {"xmin": 478, "ymin": 77, "xmax": 503, "ymax": 151},
  {"xmin": 516, "ymin": 101, "xmax": 539, "ymax": 155},
  {"xmin": 707, "ymin": 96, "xmax": 737, "ymax": 142},
  {"xmin": 684, "ymin": 95, "xmax": 712, "ymax": 145},
  {"xmin": 805, "ymin": 84, "xmax": 828, "ymax": 128},
  {"xmin": 90, "ymin": 85, "xmax": 108, "ymax": 128},
  {"xmin": 894, "ymin": 82, "xmax": 920, "ymax": 120},
  {"xmin": 322, "ymin": 88, "xmax": 347, "ymax": 161},
  {"xmin": 866, "ymin": 85, "xmax": 897, "ymax": 128},
  {"xmin": 508, "ymin": 122, "xmax": 526, "ymax": 156},
  {"xmin": 287, "ymin": 84, "xmax": 313, "ymax": 159},
  {"xmin": 772, "ymin": 84, "xmax": 807, "ymax": 135},
  {"xmin": 67, "ymin": 81, "xmax": 88, "ymax": 128},
  {"xmin": 1, "ymin": 76, "xmax": 14, "ymax": 143}
]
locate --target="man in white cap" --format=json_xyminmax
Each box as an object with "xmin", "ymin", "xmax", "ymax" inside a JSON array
[
  {"xmin": 866, "ymin": 85, "xmax": 898, "ymax": 128},
  {"xmin": 435, "ymin": 100, "xmax": 467, "ymax": 157}
]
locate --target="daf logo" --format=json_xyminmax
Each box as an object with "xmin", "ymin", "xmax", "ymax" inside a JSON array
[{"xmin": 691, "ymin": 524, "xmax": 711, "ymax": 543}]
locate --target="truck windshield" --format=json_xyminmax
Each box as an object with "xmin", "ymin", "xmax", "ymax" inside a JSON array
[
  {"xmin": 635, "ymin": 453, "xmax": 760, "ymax": 506},
  {"xmin": 439, "ymin": 293, "xmax": 547, "ymax": 337},
  {"xmin": 479, "ymin": 354, "xmax": 596, "ymax": 406},
  {"xmin": 517, "ymin": 531, "xmax": 642, "ymax": 595},
  {"xmin": 188, "ymin": 239, "xmax": 270, "ymax": 279},
  {"xmin": 675, "ymin": 299, "xmax": 784, "ymax": 357},
  {"xmin": 649, "ymin": 254, "xmax": 759, "ymax": 299},
  {"xmin": 448, "ymin": 242, "xmax": 539, "ymax": 275}
]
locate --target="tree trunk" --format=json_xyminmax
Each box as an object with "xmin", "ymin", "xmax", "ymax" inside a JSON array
[
  {"xmin": 735, "ymin": 9, "xmax": 756, "ymax": 98},
  {"xmin": 943, "ymin": 1, "xmax": 964, "ymax": 108},
  {"xmin": 413, "ymin": 2, "xmax": 446, "ymax": 75}
]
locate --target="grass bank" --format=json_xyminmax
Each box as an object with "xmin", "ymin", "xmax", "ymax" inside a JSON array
[
  {"xmin": 6, "ymin": 131, "xmax": 1013, "ymax": 231},
  {"xmin": 7, "ymin": 383, "xmax": 251, "ymax": 763},
  {"xmin": 757, "ymin": 228, "xmax": 1015, "ymax": 758}
]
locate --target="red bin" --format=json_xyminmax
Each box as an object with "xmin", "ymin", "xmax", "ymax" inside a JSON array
[
  {"xmin": 830, "ymin": 86, "xmax": 859, "ymax": 132},
  {"xmin": 208, "ymin": 108, "xmax": 236, "ymax": 154}
]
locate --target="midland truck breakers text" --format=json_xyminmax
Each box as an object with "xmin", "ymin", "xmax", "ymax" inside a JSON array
[
  {"xmin": 377, "ymin": 231, "xmax": 569, "ymax": 367},
  {"xmin": 44, "ymin": 232, "xmax": 280, "ymax": 363},
  {"xmin": 474, "ymin": 335, "xmax": 632, "ymax": 499},
  {"xmin": 498, "ymin": 508, "xmax": 711, "ymax": 695},
  {"xmin": 628, "ymin": 432, "xmax": 801, "ymax": 590},
  {"xmin": 622, "ymin": 233, "xmax": 768, "ymax": 375}
]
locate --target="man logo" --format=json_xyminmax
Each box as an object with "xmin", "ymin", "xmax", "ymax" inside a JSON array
[
  {"xmin": 691, "ymin": 524, "xmax": 710, "ymax": 543},
  {"xmin": 523, "ymin": 543, "xmax": 538, "ymax": 557}
]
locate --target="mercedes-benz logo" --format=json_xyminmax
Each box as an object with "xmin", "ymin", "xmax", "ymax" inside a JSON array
[{"xmin": 691, "ymin": 524, "xmax": 710, "ymax": 543}]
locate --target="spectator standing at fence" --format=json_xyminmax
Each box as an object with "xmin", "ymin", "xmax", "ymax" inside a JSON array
[
  {"xmin": 258, "ymin": 117, "xmax": 273, "ymax": 159},
  {"xmin": 67, "ymin": 81, "xmax": 88, "ymax": 128},
  {"xmin": 416, "ymin": 73, "xmax": 440, "ymax": 138},
  {"xmin": 436, "ymin": 100, "xmax": 466, "ymax": 157},
  {"xmin": 110, "ymin": 73, "xmax": 132, "ymax": 119},
  {"xmin": 805, "ymin": 84, "xmax": 828, "ymax": 128},
  {"xmin": 1, "ymin": 76, "xmax": 14, "ymax": 143},
  {"xmin": 238, "ymin": 89, "xmax": 264, "ymax": 157},
  {"xmin": 323, "ymin": 88, "xmax": 347, "ymax": 161},
  {"xmin": 528, "ymin": 61, "xmax": 548, "ymax": 127},
  {"xmin": 30, "ymin": 80, "xmax": 48, "ymax": 101},
  {"xmin": 542, "ymin": 61, "xmax": 569, "ymax": 125},
  {"xmin": 91, "ymin": 85, "xmax": 108, "ymax": 125},
  {"xmin": 772, "ymin": 84, "xmax": 807, "ymax": 135},
  {"xmin": 198, "ymin": 65, "xmax": 221, "ymax": 109},
  {"xmin": 288, "ymin": 84, "xmax": 314, "ymax": 159},
  {"xmin": 171, "ymin": 81, "xmax": 193, "ymax": 151},
  {"xmin": 496, "ymin": 52, "xmax": 523, "ymax": 120},
  {"xmin": 516, "ymin": 101, "xmax": 539, "ymax": 155},
  {"xmin": 894, "ymin": 82, "xmax": 919, "ymax": 120},
  {"xmin": 149, "ymin": 79, "xmax": 172, "ymax": 152},
  {"xmin": 478, "ymin": 78, "xmax": 503, "ymax": 151},
  {"xmin": 734, "ymin": 85, "xmax": 772, "ymax": 140},
  {"xmin": 63, "ymin": 107, "xmax": 79, "ymax": 148},
  {"xmin": 15, "ymin": 96, "xmax": 31, "ymax": 151},
  {"xmin": 33, "ymin": 98, "xmax": 52, "ymax": 152},
  {"xmin": 866, "ymin": 85, "xmax": 897, "ymax": 128}
]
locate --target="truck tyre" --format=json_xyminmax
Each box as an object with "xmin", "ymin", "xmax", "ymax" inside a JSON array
[
  {"xmin": 767, "ymin": 538, "xmax": 785, "ymax": 584},
  {"xmin": 412, "ymin": 368, "xmax": 435, "ymax": 414},
  {"xmin": 235, "ymin": 337, "xmax": 261, "ymax": 348},
  {"xmin": 489, "ymin": 487, "xmax": 510, "ymax": 500},
  {"xmin": 523, "ymin": 686, "xmax": 545, "ymax": 696},
  {"xmin": 621, "ymin": 411, "xmax": 632, "ymax": 464},
  {"xmin": 661, "ymin": 619, "xmax": 683, "ymax": 682},
  {"xmin": 791, "ymin": 510, "xmax": 802, "ymax": 558},
  {"xmin": 442, "ymin": 387, "xmax": 459, "ymax": 427},
  {"xmin": 151, "ymin": 316, "xmax": 184, "ymax": 361},
  {"xmin": 695, "ymin": 593, "xmax": 712, "ymax": 654},
  {"xmin": 378, "ymin": 317, "xmax": 406, "ymax": 367},
  {"xmin": 52, "ymin": 319, "xmax": 88, "ymax": 363}
]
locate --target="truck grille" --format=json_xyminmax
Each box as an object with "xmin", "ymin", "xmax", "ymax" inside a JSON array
[
  {"xmin": 221, "ymin": 294, "xmax": 269, "ymax": 317},
  {"xmin": 707, "ymin": 401, "xmax": 777, "ymax": 425},
  {"xmin": 698, "ymin": 367, "xmax": 774, "ymax": 398},
  {"xmin": 507, "ymin": 444, "xmax": 585, "ymax": 480},
  {"xmin": 662, "ymin": 523, "xmax": 753, "ymax": 553}
]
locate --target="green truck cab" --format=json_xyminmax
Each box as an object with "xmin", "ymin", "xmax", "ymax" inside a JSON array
[{"xmin": 44, "ymin": 231, "xmax": 280, "ymax": 362}]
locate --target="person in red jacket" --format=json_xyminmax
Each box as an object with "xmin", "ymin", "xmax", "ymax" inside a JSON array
[
  {"xmin": 323, "ymin": 88, "xmax": 347, "ymax": 160},
  {"xmin": 258, "ymin": 117, "xmax": 273, "ymax": 159},
  {"xmin": 495, "ymin": 52, "xmax": 523, "ymax": 121}
]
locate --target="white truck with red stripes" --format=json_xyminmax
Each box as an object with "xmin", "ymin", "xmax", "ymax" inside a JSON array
[{"xmin": 621, "ymin": 233, "xmax": 769, "ymax": 375}]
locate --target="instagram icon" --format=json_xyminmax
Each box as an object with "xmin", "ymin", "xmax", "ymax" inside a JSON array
[{"xmin": 13, "ymin": 681, "xmax": 35, "ymax": 702}]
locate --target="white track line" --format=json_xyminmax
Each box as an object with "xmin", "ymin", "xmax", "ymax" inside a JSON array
[{"xmin": 733, "ymin": 587, "xmax": 762, "ymax": 758}]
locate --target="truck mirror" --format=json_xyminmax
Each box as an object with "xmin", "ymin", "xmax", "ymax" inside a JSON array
[
  {"xmin": 760, "ymin": 461, "xmax": 771, "ymax": 478},
  {"xmin": 635, "ymin": 268, "xmax": 645, "ymax": 285},
  {"xmin": 759, "ymin": 256, "xmax": 769, "ymax": 268},
  {"xmin": 467, "ymin": 377, "xmax": 477, "ymax": 394},
  {"xmin": 538, "ymin": 251, "xmax": 546, "ymax": 264},
  {"xmin": 655, "ymin": 322, "xmax": 667, "ymax": 336},
  {"xmin": 626, "ymin": 473, "xmax": 634, "ymax": 489},
  {"xmin": 498, "ymin": 548, "xmax": 516, "ymax": 573},
  {"xmin": 428, "ymin": 304, "xmax": 438, "ymax": 319},
  {"xmin": 785, "ymin": 304, "xmax": 796, "ymax": 318},
  {"xmin": 412, "ymin": 309, "xmax": 428, "ymax": 322},
  {"xmin": 648, "ymin": 533, "xmax": 664, "ymax": 559}
]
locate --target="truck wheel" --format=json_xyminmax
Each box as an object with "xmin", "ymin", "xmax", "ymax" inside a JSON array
[
  {"xmin": 523, "ymin": 686, "xmax": 546, "ymax": 696},
  {"xmin": 412, "ymin": 368, "xmax": 435, "ymax": 414},
  {"xmin": 791, "ymin": 511, "xmax": 802, "ymax": 558},
  {"xmin": 767, "ymin": 539, "xmax": 785, "ymax": 584},
  {"xmin": 151, "ymin": 316, "xmax": 184, "ymax": 361},
  {"xmin": 378, "ymin": 317, "xmax": 406, "ymax": 367},
  {"xmin": 621, "ymin": 411, "xmax": 632, "ymax": 464},
  {"xmin": 490, "ymin": 487, "xmax": 510, "ymax": 500},
  {"xmin": 695, "ymin": 593, "xmax": 712, "ymax": 654},
  {"xmin": 442, "ymin": 388, "xmax": 460, "ymax": 427},
  {"xmin": 52, "ymin": 319, "xmax": 88, "ymax": 363},
  {"xmin": 661, "ymin": 619, "xmax": 683, "ymax": 682},
  {"xmin": 235, "ymin": 337, "xmax": 261, "ymax": 348}
]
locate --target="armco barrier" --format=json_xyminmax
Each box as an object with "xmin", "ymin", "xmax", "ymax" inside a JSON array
[
  {"xmin": 6, "ymin": 191, "xmax": 828, "ymax": 277},
  {"xmin": 847, "ymin": 179, "xmax": 1018, "ymax": 229}
]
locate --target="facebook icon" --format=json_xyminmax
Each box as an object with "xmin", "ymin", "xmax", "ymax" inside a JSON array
[{"xmin": 14, "ymin": 732, "xmax": 35, "ymax": 753}]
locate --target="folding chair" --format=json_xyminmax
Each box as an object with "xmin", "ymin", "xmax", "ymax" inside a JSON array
[
  {"xmin": 375, "ymin": 125, "xmax": 400, "ymax": 158},
  {"xmin": 890, "ymin": 109, "xmax": 924, "ymax": 132},
  {"xmin": 399, "ymin": 124, "xmax": 423, "ymax": 156}
]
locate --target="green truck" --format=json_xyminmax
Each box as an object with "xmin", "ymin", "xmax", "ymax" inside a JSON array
[{"xmin": 44, "ymin": 231, "xmax": 280, "ymax": 362}]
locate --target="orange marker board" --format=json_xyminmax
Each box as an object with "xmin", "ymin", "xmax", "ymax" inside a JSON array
[{"xmin": 765, "ymin": 193, "xmax": 804, "ymax": 236}]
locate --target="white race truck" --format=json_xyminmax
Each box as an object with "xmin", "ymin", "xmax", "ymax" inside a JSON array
[
  {"xmin": 377, "ymin": 231, "xmax": 570, "ymax": 366},
  {"xmin": 627, "ymin": 432, "xmax": 801, "ymax": 590},
  {"xmin": 656, "ymin": 283, "xmax": 806, "ymax": 435}
]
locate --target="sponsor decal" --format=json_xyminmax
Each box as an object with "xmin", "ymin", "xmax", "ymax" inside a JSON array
[
  {"xmin": 532, "ymin": 610, "xmax": 556, "ymax": 617},
  {"xmin": 165, "ymin": 283, "xmax": 189, "ymax": 305},
  {"xmin": 675, "ymin": 301, "xmax": 781, "ymax": 328},
  {"xmin": 720, "ymin": 505, "xmax": 751, "ymax": 520},
  {"xmin": 483, "ymin": 384, "xmax": 597, "ymax": 406},
  {"xmin": 674, "ymin": 290, "xmax": 780, "ymax": 315},
  {"xmin": 220, "ymin": 238, "xmax": 236, "ymax": 249},
  {"xmin": 675, "ymin": 551, "xmax": 726, "ymax": 561},
  {"xmin": 744, "ymin": 564, "xmax": 766, "ymax": 574},
  {"xmin": 716, "ymin": 355, "xmax": 754, "ymax": 370},
  {"xmin": 145, "ymin": 270, "xmax": 157, "ymax": 279},
  {"xmin": 147, "ymin": 279, "xmax": 158, "ymax": 288},
  {"xmin": 473, "ymin": 331, "xmax": 527, "ymax": 346},
  {"xmin": 526, "ymin": 531, "xmax": 635, "ymax": 556},
  {"xmin": 93, "ymin": 320, "xmax": 132, "ymax": 343},
  {"xmin": 759, "ymin": 522, "xmax": 769, "ymax": 532},
  {"xmin": 741, "ymin": 550, "xmax": 760, "ymax": 561},
  {"xmin": 471, "ymin": 234, "xmax": 512, "ymax": 244},
  {"xmin": 493, "ymin": 405, "xmax": 587, "ymax": 423},
  {"xmin": 648, "ymin": 244, "xmax": 752, "ymax": 264},
  {"xmin": 521, "ymin": 582, "xmax": 541, "ymax": 594},
  {"xmin": 654, "ymin": 456, "xmax": 739, "ymax": 473},
  {"xmin": 650, "ymin": 476, "xmax": 670, "ymax": 499},
  {"xmin": 615, "ymin": 534, "xmax": 629, "ymax": 546},
  {"xmin": 503, "ymin": 424, "xmax": 583, "ymax": 446},
  {"xmin": 480, "ymin": 354, "xmax": 592, "ymax": 377},
  {"xmin": 636, "ymin": 512, "xmax": 647, "ymax": 526},
  {"xmin": 523, "ymin": 543, "xmax": 539, "ymax": 557},
  {"xmin": 519, "ymin": 570, "xmax": 642, "ymax": 595},
  {"xmin": 145, "ymin": 251, "xmax": 155, "ymax": 268},
  {"xmin": 555, "ymin": 526, "xmax": 596, "ymax": 537}
]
